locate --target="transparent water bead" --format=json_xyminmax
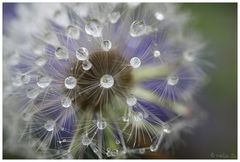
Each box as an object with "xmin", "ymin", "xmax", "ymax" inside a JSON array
[
  {"xmin": 96, "ymin": 120, "xmax": 107, "ymax": 130},
  {"xmin": 35, "ymin": 56, "xmax": 47, "ymax": 66},
  {"xmin": 65, "ymin": 76, "xmax": 77, "ymax": 89},
  {"xmin": 133, "ymin": 112, "xmax": 144, "ymax": 121},
  {"xmin": 162, "ymin": 124, "xmax": 171, "ymax": 134},
  {"xmin": 183, "ymin": 51, "xmax": 195, "ymax": 62},
  {"xmin": 153, "ymin": 50, "xmax": 161, "ymax": 58},
  {"xmin": 12, "ymin": 74, "xmax": 30, "ymax": 86},
  {"xmin": 82, "ymin": 60, "xmax": 92, "ymax": 71},
  {"xmin": 115, "ymin": 140, "xmax": 120, "ymax": 144},
  {"xmin": 85, "ymin": 19, "xmax": 103, "ymax": 37},
  {"xmin": 100, "ymin": 74, "xmax": 114, "ymax": 88},
  {"xmin": 108, "ymin": 11, "xmax": 121, "ymax": 24},
  {"xmin": 139, "ymin": 148, "xmax": 145, "ymax": 154},
  {"xmin": 122, "ymin": 114, "xmax": 129, "ymax": 122},
  {"xmin": 22, "ymin": 74, "xmax": 31, "ymax": 84},
  {"xmin": 111, "ymin": 149, "xmax": 119, "ymax": 157},
  {"xmin": 126, "ymin": 95, "xmax": 137, "ymax": 106},
  {"xmin": 82, "ymin": 135, "xmax": 92, "ymax": 146},
  {"xmin": 167, "ymin": 75, "xmax": 179, "ymax": 86},
  {"xmin": 130, "ymin": 57, "xmax": 141, "ymax": 68},
  {"xmin": 44, "ymin": 120, "xmax": 55, "ymax": 132},
  {"xmin": 76, "ymin": 47, "xmax": 89, "ymax": 61},
  {"xmin": 66, "ymin": 25, "xmax": 80, "ymax": 39},
  {"xmin": 37, "ymin": 76, "xmax": 51, "ymax": 88},
  {"xmin": 101, "ymin": 40, "xmax": 112, "ymax": 51},
  {"xmin": 155, "ymin": 12, "xmax": 165, "ymax": 21},
  {"xmin": 61, "ymin": 96, "xmax": 72, "ymax": 108},
  {"xmin": 55, "ymin": 47, "xmax": 69, "ymax": 59},
  {"xmin": 26, "ymin": 87, "xmax": 41, "ymax": 99},
  {"xmin": 130, "ymin": 20, "xmax": 146, "ymax": 37}
]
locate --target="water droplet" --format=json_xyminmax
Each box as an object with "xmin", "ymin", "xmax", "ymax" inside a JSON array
[
  {"xmin": 126, "ymin": 95, "xmax": 137, "ymax": 106},
  {"xmin": 82, "ymin": 135, "xmax": 91, "ymax": 145},
  {"xmin": 100, "ymin": 74, "xmax": 114, "ymax": 89},
  {"xmin": 111, "ymin": 149, "xmax": 118, "ymax": 156},
  {"xmin": 115, "ymin": 140, "xmax": 120, "ymax": 144},
  {"xmin": 21, "ymin": 74, "xmax": 31, "ymax": 84},
  {"xmin": 167, "ymin": 75, "xmax": 179, "ymax": 86},
  {"xmin": 155, "ymin": 12, "xmax": 165, "ymax": 21},
  {"xmin": 150, "ymin": 144, "xmax": 158, "ymax": 152},
  {"xmin": 37, "ymin": 76, "xmax": 51, "ymax": 88},
  {"xmin": 108, "ymin": 11, "xmax": 121, "ymax": 24},
  {"xmin": 130, "ymin": 20, "xmax": 146, "ymax": 37},
  {"xmin": 82, "ymin": 60, "xmax": 92, "ymax": 71},
  {"xmin": 96, "ymin": 120, "xmax": 107, "ymax": 130},
  {"xmin": 130, "ymin": 57, "xmax": 141, "ymax": 68},
  {"xmin": 183, "ymin": 51, "xmax": 195, "ymax": 62},
  {"xmin": 133, "ymin": 112, "xmax": 144, "ymax": 121},
  {"xmin": 101, "ymin": 40, "xmax": 112, "ymax": 51},
  {"xmin": 61, "ymin": 96, "xmax": 72, "ymax": 108},
  {"xmin": 33, "ymin": 45, "xmax": 45, "ymax": 55},
  {"xmin": 22, "ymin": 112, "xmax": 33, "ymax": 121},
  {"xmin": 76, "ymin": 47, "xmax": 89, "ymax": 61},
  {"xmin": 66, "ymin": 25, "xmax": 80, "ymax": 39},
  {"xmin": 139, "ymin": 148, "xmax": 145, "ymax": 154},
  {"xmin": 122, "ymin": 115, "xmax": 129, "ymax": 122},
  {"xmin": 12, "ymin": 75, "xmax": 23, "ymax": 87},
  {"xmin": 26, "ymin": 87, "xmax": 41, "ymax": 99},
  {"xmin": 85, "ymin": 19, "xmax": 103, "ymax": 37},
  {"xmin": 64, "ymin": 76, "xmax": 77, "ymax": 89},
  {"xmin": 153, "ymin": 50, "xmax": 161, "ymax": 58},
  {"xmin": 35, "ymin": 56, "xmax": 47, "ymax": 66},
  {"xmin": 44, "ymin": 120, "xmax": 55, "ymax": 131},
  {"xmin": 163, "ymin": 124, "xmax": 171, "ymax": 134},
  {"xmin": 55, "ymin": 47, "xmax": 69, "ymax": 59}
]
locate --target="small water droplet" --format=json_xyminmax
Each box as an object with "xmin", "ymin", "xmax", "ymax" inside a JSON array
[
  {"xmin": 85, "ymin": 19, "xmax": 103, "ymax": 37},
  {"xmin": 55, "ymin": 47, "xmax": 69, "ymax": 59},
  {"xmin": 155, "ymin": 12, "xmax": 165, "ymax": 21},
  {"xmin": 115, "ymin": 140, "xmax": 120, "ymax": 144},
  {"xmin": 183, "ymin": 51, "xmax": 195, "ymax": 62},
  {"xmin": 22, "ymin": 74, "xmax": 31, "ymax": 84},
  {"xmin": 122, "ymin": 115, "xmax": 129, "ymax": 122},
  {"xmin": 163, "ymin": 124, "xmax": 171, "ymax": 134},
  {"xmin": 22, "ymin": 112, "xmax": 33, "ymax": 121},
  {"xmin": 130, "ymin": 20, "xmax": 146, "ymax": 37},
  {"xmin": 61, "ymin": 96, "xmax": 72, "ymax": 108},
  {"xmin": 26, "ymin": 87, "xmax": 41, "ymax": 99},
  {"xmin": 133, "ymin": 112, "xmax": 144, "ymax": 121},
  {"xmin": 126, "ymin": 95, "xmax": 137, "ymax": 106},
  {"xmin": 76, "ymin": 47, "xmax": 89, "ymax": 61},
  {"xmin": 139, "ymin": 148, "xmax": 145, "ymax": 154},
  {"xmin": 108, "ymin": 11, "xmax": 121, "ymax": 24},
  {"xmin": 130, "ymin": 57, "xmax": 141, "ymax": 68},
  {"xmin": 150, "ymin": 144, "xmax": 158, "ymax": 152},
  {"xmin": 37, "ymin": 76, "xmax": 51, "ymax": 88},
  {"xmin": 66, "ymin": 25, "xmax": 80, "ymax": 39},
  {"xmin": 96, "ymin": 120, "xmax": 107, "ymax": 130},
  {"xmin": 167, "ymin": 75, "xmax": 179, "ymax": 86},
  {"xmin": 44, "ymin": 120, "xmax": 55, "ymax": 132},
  {"xmin": 101, "ymin": 40, "xmax": 112, "ymax": 51},
  {"xmin": 153, "ymin": 50, "xmax": 161, "ymax": 58},
  {"xmin": 111, "ymin": 149, "xmax": 118, "ymax": 156},
  {"xmin": 82, "ymin": 60, "xmax": 92, "ymax": 71},
  {"xmin": 64, "ymin": 76, "xmax": 77, "ymax": 89},
  {"xmin": 35, "ymin": 56, "xmax": 47, "ymax": 66},
  {"xmin": 12, "ymin": 75, "xmax": 23, "ymax": 87},
  {"xmin": 100, "ymin": 74, "xmax": 114, "ymax": 89},
  {"xmin": 82, "ymin": 135, "xmax": 91, "ymax": 145}
]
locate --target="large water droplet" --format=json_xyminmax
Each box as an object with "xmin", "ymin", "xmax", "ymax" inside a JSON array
[
  {"xmin": 82, "ymin": 135, "xmax": 92, "ymax": 145},
  {"xmin": 61, "ymin": 96, "xmax": 72, "ymax": 108},
  {"xmin": 85, "ymin": 19, "xmax": 103, "ymax": 37},
  {"xmin": 100, "ymin": 74, "xmax": 114, "ymax": 89},
  {"xmin": 153, "ymin": 50, "xmax": 161, "ymax": 58},
  {"xmin": 66, "ymin": 25, "xmax": 80, "ymax": 39},
  {"xmin": 64, "ymin": 76, "xmax": 77, "ymax": 89},
  {"xmin": 167, "ymin": 75, "xmax": 179, "ymax": 86},
  {"xmin": 155, "ymin": 12, "xmax": 165, "ymax": 21},
  {"xmin": 101, "ymin": 40, "xmax": 112, "ymax": 51},
  {"xmin": 55, "ymin": 47, "xmax": 69, "ymax": 59},
  {"xmin": 130, "ymin": 57, "xmax": 141, "ymax": 68},
  {"xmin": 44, "ymin": 120, "xmax": 55, "ymax": 131},
  {"xmin": 126, "ymin": 95, "xmax": 137, "ymax": 106},
  {"xmin": 26, "ymin": 87, "xmax": 41, "ymax": 99},
  {"xmin": 37, "ymin": 76, "xmax": 51, "ymax": 88},
  {"xmin": 108, "ymin": 11, "xmax": 121, "ymax": 24},
  {"xmin": 76, "ymin": 47, "xmax": 89, "ymax": 61},
  {"xmin": 82, "ymin": 60, "xmax": 92, "ymax": 71},
  {"xmin": 130, "ymin": 20, "xmax": 146, "ymax": 37},
  {"xmin": 96, "ymin": 120, "xmax": 107, "ymax": 130}
]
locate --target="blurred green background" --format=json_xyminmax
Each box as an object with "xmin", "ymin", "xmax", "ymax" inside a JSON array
[{"xmin": 174, "ymin": 3, "xmax": 237, "ymax": 159}]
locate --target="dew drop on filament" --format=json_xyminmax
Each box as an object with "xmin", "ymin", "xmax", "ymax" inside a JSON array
[
  {"xmin": 130, "ymin": 20, "xmax": 146, "ymax": 37},
  {"xmin": 85, "ymin": 19, "xmax": 103, "ymax": 37},
  {"xmin": 65, "ymin": 76, "xmax": 77, "ymax": 89}
]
